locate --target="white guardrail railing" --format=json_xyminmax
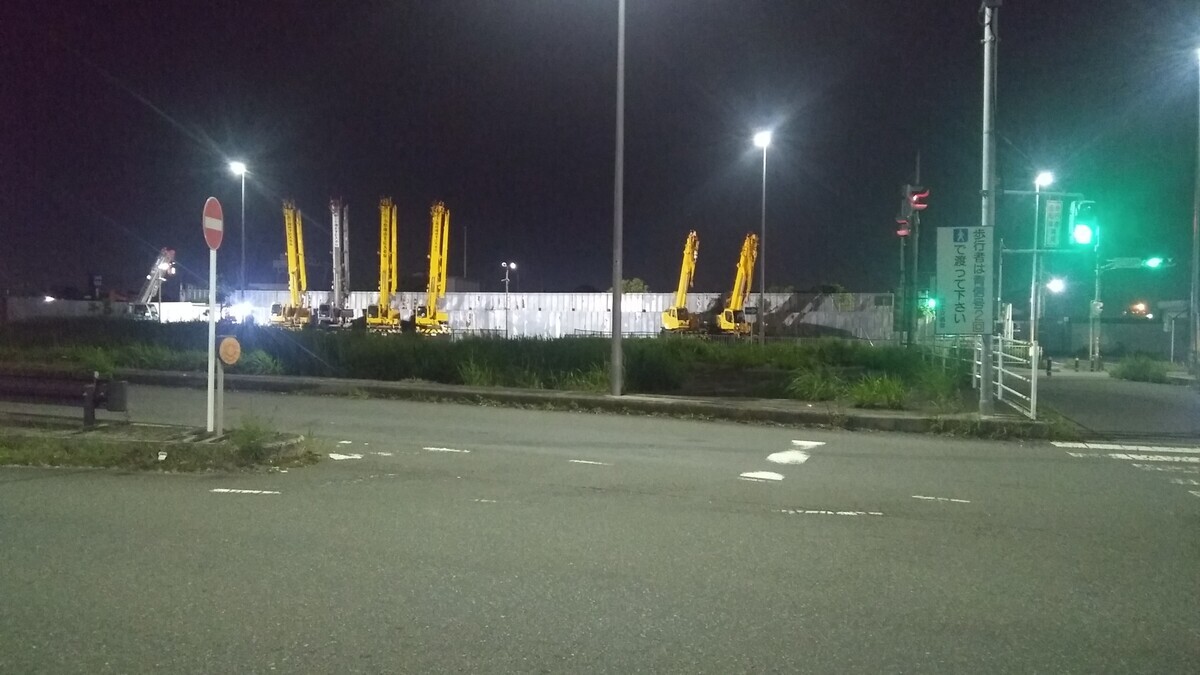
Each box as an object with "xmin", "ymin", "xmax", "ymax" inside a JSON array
[{"xmin": 923, "ymin": 336, "xmax": 1039, "ymax": 420}]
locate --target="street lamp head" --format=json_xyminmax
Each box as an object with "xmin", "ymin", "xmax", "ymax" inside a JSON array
[
  {"xmin": 229, "ymin": 161, "xmax": 247, "ymax": 176},
  {"xmin": 1046, "ymin": 277, "xmax": 1067, "ymax": 294},
  {"xmin": 502, "ymin": 261, "xmax": 517, "ymax": 270},
  {"xmin": 1034, "ymin": 171, "xmax": 1054, "ymax": 188},
  {"xmin": 752, "ymin": 130, "xmax": 772, "ymax": 149}
]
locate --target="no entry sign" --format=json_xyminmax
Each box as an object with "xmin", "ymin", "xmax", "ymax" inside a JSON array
[{"xmin": 203, "ymin": 197, "xmax": 224, "ymax": 250}]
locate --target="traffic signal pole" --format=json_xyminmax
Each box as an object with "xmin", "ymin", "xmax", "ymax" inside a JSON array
[{"xmin": 978, "ymin": 0, "xmax": 999, "ymax": 415}]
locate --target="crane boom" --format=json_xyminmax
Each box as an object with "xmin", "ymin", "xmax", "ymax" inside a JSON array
[
  {"xmin": 135, "ymin": 248, "xmax": 176, "ymax": 305},
  {"xmin": 270, "ymin": 200, "xmax": 312, "ymax": 327},
  {"xmin": 715, "ymin": 233, "xmax": 757, "ymax": 336},
  {"xmin": 661, "ymin": 231, "xmax": 699, "ymax": 332},
  {"xmin": 367, "ymin": 197, "xmax": 400, "ymax": 330},
  {"xmin": 415, "ymin": 201, "xmax": 450, "ymax": 334}
]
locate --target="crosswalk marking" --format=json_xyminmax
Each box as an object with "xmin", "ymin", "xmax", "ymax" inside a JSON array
[
  {"xmin": 1053, "ymin": 441, "xmax": 1200, "ymax": 455},
  {"xmin": 1065, "ymin": 451, "xmax": 1200, "ymax": 463}
]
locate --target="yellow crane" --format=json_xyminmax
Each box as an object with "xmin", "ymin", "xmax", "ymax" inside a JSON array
[
  {"xmin": 662, "ymin": 230, "xmax": 700, "ymax": 332},
  {"xmin": 269, "ymin": 200, "xmax": 311, "ymax": 328},
  {"xmin": 414, "ymin": 201, "xmax": 451, "ymax": 335},
  {"xmin": 367, "ymin": 197, "xmax": 402, "ymax": 331},
  {"xmin": 715, "ymin": 232, "xmax": 757, "ymax": 336}
]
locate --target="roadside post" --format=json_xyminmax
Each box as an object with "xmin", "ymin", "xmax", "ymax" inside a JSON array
[
  {"xmin": 203, "ymin": 198, "xmax": 224, "ymax": 434},
  {"xmin": 216, "ymin": 335, "xmax": 241, "ymax": 434}
]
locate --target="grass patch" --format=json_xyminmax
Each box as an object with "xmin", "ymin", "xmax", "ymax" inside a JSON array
[
  {"xmin": 848, "ymin": 375, "xmax": 907, "ymax": 409},
  {"xmin": 784, "ymin": 368, "xmax": 845, "ymax": 401},
  {"xmin": 0, "ymin": 417, "xmax": 319, "ymax": 472},
  {"xmin": 1109, "ymin": 355, "xmax": 1170, "ymax": 383}
]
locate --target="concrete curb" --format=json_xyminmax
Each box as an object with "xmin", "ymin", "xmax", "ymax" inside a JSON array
[{"xmin": 113, "ymin": 368, "xmax": 1050, "ymax": 438}]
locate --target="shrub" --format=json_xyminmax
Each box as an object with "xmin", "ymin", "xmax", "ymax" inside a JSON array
[
  {"xmin": 234, "ymin": 350, "xmax": 284, "ymax": 375},
  {"xmin": 848, "ymin": 375, "xmax": 906, "ymax": 409},
  {"xmin": 228, "ymin": 415, "xmax": 274, "ymax": 464},
  {"xmin": 784, "ymin": 368, "xmax": 844, "ymax": 401},
  {"xmin": 1110, "ymin": 355, "xmax": 1169, "ymax": 383}
]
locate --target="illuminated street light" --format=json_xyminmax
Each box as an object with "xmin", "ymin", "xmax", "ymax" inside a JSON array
[
  {"xmin": 1046, "ymin": 277, "xmax": 1066, "ymax": 294},
  {"xmin": 1144, "ymin": 256, "xmax": 1165, "ymax": 269},
  {"xmin": 752, "ymin": 129, "xmax": 772, "ymax": 345},
  {"xmin": 1030, "ymin": 170, "xmax": 1055, "ymax": 346},
  {"xmin": 229, "ymin": 160, "xmax": 248, "ymax": 295}
]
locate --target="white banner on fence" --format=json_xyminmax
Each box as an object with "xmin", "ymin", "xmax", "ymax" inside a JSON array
[{"xmin": 936, "ymin": 227, "xmax": 993, "ymax": 336}]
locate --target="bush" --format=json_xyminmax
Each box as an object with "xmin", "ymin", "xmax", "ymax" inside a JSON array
[
  {"xmin": 1110, "ymin": 355, "xmax": 1169, "ymax": 383},
  {"xmin": 228, "ymin": 416, "xmax": 274, "ymax": 464},
  {"xmin": 234, "ymin": 350, "xmax": 284, "ymax": 375},
  {"xmin": 848, "ymin": 375, "xmax": 906, "ymax": 409},
  {"xmin": 784, "ymin": 368, "xmax": 844, "ymax": 401}
]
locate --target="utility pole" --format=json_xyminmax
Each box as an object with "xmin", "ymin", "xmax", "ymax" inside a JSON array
[
  {"xmin": 977, "ymin": 0, "xmax": 1000, "ymax": 415},
  {"xmin": 908, "ymin": 152, "xmax": 922, "ymax": 346},
  {"xmin": 1191, "ymin": 47, "xmax": 1200, "ymax": 373},
  {"xmin": 610, "ymin": 0, "xmax": 625, "ymax": 396}
]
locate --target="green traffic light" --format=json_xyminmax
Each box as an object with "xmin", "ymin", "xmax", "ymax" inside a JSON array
[
  {"xmin": 1071, "ymin": 224, "xmax": 1094, "ymax": 245},
  {"xmin": 1144, "ymin": 257, "xmax": 1164, "ymax": 269},
  {"xmin": 922, "ymin": 297, "xmax": 937, "ymax": 310}
]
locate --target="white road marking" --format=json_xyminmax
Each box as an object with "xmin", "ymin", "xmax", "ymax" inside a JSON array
[
  {"xmin": 372, "ymin": 452, "xmax": 394, "ymax": 457},
  {"xmin": 767, "ymin": 450, "xmax": 810, "ymax": 465},
  {"xmin": 1053, "ymin": 441, "xmax": 1200, "ymax": 455},
  {"xmin": 569, "ymin": 459, "xmax": 612, "ymax": 466},
  {"xmin": 1109, "ymin": 453, "xmax": 1200, "ymax": 463},
  {"xmin": 157, "ymin": 451, "xmax": 167, "ymax": 461},
  {"xmin": 739, "ymin": 471, "xmax": 784, "ymax": 481},
  {"xmin": 738, "ymin": 477, "xmax": 766, "ymax": 483},
  {"xmin": 424, "ymin": 447, "xmax": 470, "ymax": 453},
  {"xmin": 1131, "ymin": 464, "xmax": 1200, "ymax": 473},
  {"xmin": 912, "ymin": 495, "xmax": 971, "ymax": 504},
  {"xmin": 780, "ymin": 509, "xmax": 882, "ymax": 517},
  {"xmin": 210, "ymin": 488, "xmax": 281, "ymax": 495},
  {"xmin": 1169, "ymin": 478, "xmax": 1200, "ymax": 486},
  {"xmin": 790, "ymin": 440, "xmax": 826, "ymax": 450},
  {"xmin": 1066, "ymin": 452, "xmax": 1200, "ymax": 463},
  {"xmin": 337, "ymin": 440, "xmax": 353, "ymax": 445},
  {"xmin": 328, "ymin": 453, "xmax": 363, "ymax": 460},
  {"xmin": 473, "ymin": 499, "xmax": 498, "ymax": 503},
  {"xmin": 1191, "ymin": 491, "xmax": 1200, "ymax": 499}
]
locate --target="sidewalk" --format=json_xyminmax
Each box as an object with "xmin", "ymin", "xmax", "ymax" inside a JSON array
[
  {"xmin": 1039, "ymin": 367, "xmax": 1200, "ymax": 440},
  {"xmin": 112, "ymin": 369, "xmax": 1048, "ymax": 438}
]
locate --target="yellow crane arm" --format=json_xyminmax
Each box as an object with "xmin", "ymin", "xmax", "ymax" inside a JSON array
[
  {"xmin": 295, "ymin": 208, "xmax": 307, "ymax": 297},
  {"xmin": 426, "ymin": 201, "xmax": 449, "ymax": 309},
  {"xmin": 283, "ymin": 201, "xmax": 301, "ymax": 309},
  {"xmin": 672, "ymin": 231, "xmax": 699, "ymax": 309},
  {"xmin": 378, "ymin": 198, "xmax": 397, "ymax": 312},
  {"xmin": 728, "ymin": 233, "xmax": 758, "ymax": 311}
]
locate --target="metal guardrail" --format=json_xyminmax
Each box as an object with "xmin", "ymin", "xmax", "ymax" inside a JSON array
[
  {"xmin": 921, "ymin": 336, "xmax": 1039, "ymax": 420},
  {"xmin": 0, "ymin": 373, "xmax": 129, "ymax": 427}
]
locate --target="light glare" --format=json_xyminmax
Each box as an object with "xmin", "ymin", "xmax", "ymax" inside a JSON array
[
  {"xmin": 1034, "ymin": 171, "xmax": 1054, "ymax": 188},
  {"xmin": 1046, "ymin": 278, "xmax": 1066, "ymax": 294},
  {"xmin": 753, "ymin": 130, "xmax": 772, "ymax": 149},
  {"xmin": 229, "ymin": 161, "xmax": 247, "ymax": 176}
]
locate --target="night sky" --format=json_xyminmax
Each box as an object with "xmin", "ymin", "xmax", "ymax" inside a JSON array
[{"xmin": 2, "ymin": 1, "xmax": 1198, "ymax": 313}]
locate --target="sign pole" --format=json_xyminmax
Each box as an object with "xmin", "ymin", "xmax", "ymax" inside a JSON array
[
  {"xmin": 207, "ymin": 248, "xmax": 217, "ymax": 433},
  {"xmin": 201, "ymin": 197, "xmax": 225, "ymax": 434}
]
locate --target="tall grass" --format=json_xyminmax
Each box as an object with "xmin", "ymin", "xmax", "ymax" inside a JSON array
[{"xmin": 0, "ymin": 320, "xmax": 966, "ymax": 401}]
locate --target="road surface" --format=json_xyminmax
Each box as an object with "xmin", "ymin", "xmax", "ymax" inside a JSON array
[{"xmin": 1, "ymin": 386, "xmax": 1197, "ymax": 673}]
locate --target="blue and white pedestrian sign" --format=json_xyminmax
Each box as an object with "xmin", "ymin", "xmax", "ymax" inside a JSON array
[{"xmin": 936, "ymin": 227, "xmax": 994, "ymax": 336}]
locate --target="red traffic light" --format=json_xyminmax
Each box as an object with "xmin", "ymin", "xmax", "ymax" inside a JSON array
[
  {"xmin": 907, "ymin": 185, "xmax": 929, "ymax": 211},
  {"xmin": 895, "ymin": 218, "xmax": 910, "ymax": 237}
]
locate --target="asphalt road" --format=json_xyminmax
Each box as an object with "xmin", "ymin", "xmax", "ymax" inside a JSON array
[
  {"xmin": 1040, "ymin": 369, "xmax": 1200, "ymax": 440},
  {"xmin": 1, "ymin": 386, "xmax": 1197, "ymax": 673}
]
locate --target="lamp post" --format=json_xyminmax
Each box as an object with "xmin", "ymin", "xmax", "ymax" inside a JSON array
[
  {"xmin": 155, "ymin": 260, "xmax": 175, "ymax": 323},
  {"xmin": 610, "ymin": 0, "xmax": 626, "ymax": 395},
  {"xmin": 1191, "ymin": 47, "xmax": 1200, "ymax": 372},
  {"xmin": 1029, "ymin": 171, "xmax": 1054, "ymax": 347},
  {"xmin": 502, "ymin": 261, "xmax": 517, "ymax": 338},
  {"xmin": 753, "ymin": 129, "xmax": 771, "ymax": 345},
  {"xmin": 229, "ymin": 161, "xmax": 248, "ymax": 295}
]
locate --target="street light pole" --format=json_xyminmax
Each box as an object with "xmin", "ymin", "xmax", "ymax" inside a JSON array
[
  {"xmin": 1191, "ymin": 46, "xmax": 1200, "ymax": 372},
  {"xmin": 502, "ymin": 262, "xmax": 516, "ymax": 338},
  {"xmin": 229, "ymin": 161, "xmax": 248, "ymax": 296},
  {"xmin": 1029, "ymin": 172, "xmax": 1053, "ymax": 348},
  {"xmin": 753, "ymin": 130, "xmax": 771, "ymax": 346},
  {"xmin": 610, "ymin": 0, "xmax": 625, "ymax": 396}
]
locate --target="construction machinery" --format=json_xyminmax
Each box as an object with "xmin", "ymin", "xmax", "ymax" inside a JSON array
[
  {"xmin": 366, "ymin": 197, "xmax": 402, "ymax": 331},
  {"xmin": 317, "ymin": 198, "xmax": 353, "ymax": 326},
  {"xmin": 269, "ymin": 200, "xmax": 312, "ymax": 328},
  {"xmin": 414, "ymin": 201, "xmax": 450, "ymax": 335},
  {"xmin": 130, "ymin": 248, "xmax": 176, "ymax": 320},
  {"xmin": 714, "ymin": 233, "xmax": 758, "ymax": 336},
  {"xmin": 662, "ymin": 231, "xmax": 700, "ymax": 333}
]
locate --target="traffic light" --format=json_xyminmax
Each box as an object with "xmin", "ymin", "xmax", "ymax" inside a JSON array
[
  {"xmin": 1069, "ymin": 200, "xmax": 1097, "ymax": 245},
  {"xmin": 895, "ymin": 184, "xmax": 929, "ymax": 236}
]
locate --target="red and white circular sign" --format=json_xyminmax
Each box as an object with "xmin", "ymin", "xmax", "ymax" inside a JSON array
[{"xmin": 202, "ymin": 197, "xmax": 224, "ymax": 250}]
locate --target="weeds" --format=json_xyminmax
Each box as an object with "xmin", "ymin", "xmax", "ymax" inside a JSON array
[
  {"xmin": 848, "ymin": 375, "xmax": 907, "ymax": 409},
  {"xmin": 784, "ymin": 368, "xmax": 845, "ymax": 401},
  {"xmin": 1110, "ymin": 355, "xmax": 1170, "ymax": 383}
]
